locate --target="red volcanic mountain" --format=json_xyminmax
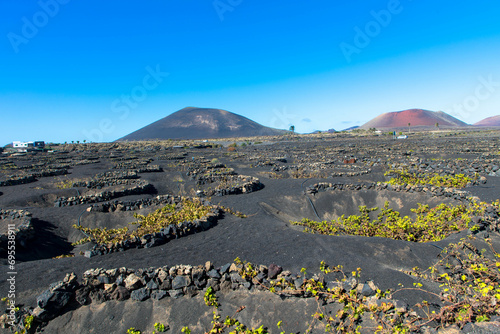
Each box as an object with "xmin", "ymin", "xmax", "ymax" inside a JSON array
[
  {"xmin": 474, "ymin": 115, "xmax": 500, "ymax": 127},
  {"xmin": 118, "ymin": 107, "xmax": 287, "ymax": 141},
  {"xmin": 360, "ymin": 109, "xmax": 468, "ymax": 129}
]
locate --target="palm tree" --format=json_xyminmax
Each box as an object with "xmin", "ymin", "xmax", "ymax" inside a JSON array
[
  {"xmin": 435, "ymin": 122, "xmax": 439, "ymax": 130},
  {"xmin": 408, "ymin": 122, "xmax": 411, "ymax": 134},
  {"xmin": 289, "ymin": 125, "xmax": 295, "ymax": 133}
]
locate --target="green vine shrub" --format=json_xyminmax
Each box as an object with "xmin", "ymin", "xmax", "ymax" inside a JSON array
[
  {"xmin": 131, "ymin": 198, "xmax": 212, "ymax": 236},
  {"xmin": 230, "ymin": 241, "xmax": 500, "ymax": 333},
  {"xmin": 291, "ymin": 201, "xmax": 492, "ymax": 242},
  {"xmin": 384, "ymin": 169, "xmax": 477, "ymax": 189},
  {"xmin": 400, "ymin": 236, "xmax": 500, "ymax": 329},
  {"xmin": 72, "ymin": 198, "xmax": 218, "ymax": 247}
]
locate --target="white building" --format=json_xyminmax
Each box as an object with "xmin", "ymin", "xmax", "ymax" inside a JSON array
[
  {"xmin": 12, "ymin": 141, "xmax": 45, "ymax": 151},
  {"xmin": 13, "ymin": 141, "xmax": 30, "ymax": 148}
]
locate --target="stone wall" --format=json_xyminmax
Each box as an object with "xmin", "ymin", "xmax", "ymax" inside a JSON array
[
  {"xmin": 306, "ymin": 181, "xmax": 476, "ymax": 202},
  {"xmin": 0, "ymin": 209, "xmax": 34, "ymax": 253},
  {"xmin": 54, "ymin": 180, "xmax": 154, "ymax": 207}
]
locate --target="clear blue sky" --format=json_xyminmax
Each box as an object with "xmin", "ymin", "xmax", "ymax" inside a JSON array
[{"xmin": 1, "ymin": 0, "xmax": 500, "ymax": 144}]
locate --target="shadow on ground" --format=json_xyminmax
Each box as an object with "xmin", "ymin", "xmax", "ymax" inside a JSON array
[{"xmin": 14, "ymin": 218, "xmax": 73, "ymax": 262}]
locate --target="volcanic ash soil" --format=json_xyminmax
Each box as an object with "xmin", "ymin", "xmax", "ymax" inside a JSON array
[{"xmin": 1, "ymin": 132, "xmax": 500, "ymax": 333}]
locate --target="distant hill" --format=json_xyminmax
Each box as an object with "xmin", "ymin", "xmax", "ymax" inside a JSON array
[
  {"xmin": 360, "ymin": 109, "xmax": 468, "ymax": 129},
  {"xmin": 474, "ymin": 115, "xmax": 500, "ymax": 127},
  {"xmin": 118, "ymin": 107, "xmax": 287, "ymax": 141},
  {"xmin": 311, "ymin": 128, "xmax": 336, "ymax": 134},
  {"xmin": 342, "ymin": 126, "xmax": 359, "ymax": 131}
]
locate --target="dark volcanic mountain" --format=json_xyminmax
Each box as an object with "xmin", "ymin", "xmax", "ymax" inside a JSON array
[
  {"xmin": 342, "ymin": 125, "xmax": 360, "ymax": 131},
  {"xmin": 474, "ymin": 115, "xmax": 500, "ymax": 127},
  {"xmin": 360, "ymin": 109, "xmax": 468, "ymax": 129},
  {"xmin": 118, "ymin": 107, "xmax": 287, "ymax": 141}
]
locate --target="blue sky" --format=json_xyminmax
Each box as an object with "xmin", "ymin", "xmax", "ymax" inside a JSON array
[{"xmin": 1, "ymin": 0, "xmax": 499, "ymax": 144}]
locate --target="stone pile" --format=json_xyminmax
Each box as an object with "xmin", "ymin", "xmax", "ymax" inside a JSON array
[
  {"xmin": 30, "ymin": 168, "xmax": 69, "ymax": 178},
  {"xmin": 0, "ymin": 273, "xmax": 79, "ymax": 332},
  {"xmin": 72, "ymin": 158, "xmax": 100, "ymax": 166},
  {"xmin": 203, "ymin": 175, "xmax": 263, "ymax": 197},
  {"xmin": 96, "ymin": 170, "xmax": 139, "ymax": 179},
  {"xmin": 15, "ymin": 162, "xmax": 46, "ymax": 170},
  {"xmin": 111, "ymin": 162, "xmax": 162, "ymax": 173},
  {"xmin": 133, "ymin": 165, "xmax": 163, "ymax": 173},
  {"xmin": 252, "ymin": 156, "xmax": 373, "ymax": 179},
  {"xmin": 75, "ymin": 262, "xmax": 298, "ymax": 302},
  {"xmin": 270, "ymin": 165, "xmax": 289, "ymax": 172},
  {"xmin": 70, "ymin": 171, "xmax": 139, "ymax": 189},
  {"xmin": 251, "ymin": 157, "xmax": 287, "ymax": 168},
  {"xmin": 385, "ymin": 158, "xmax": 497, "ymax": 180},
  {"xmin": 306, "ymin": 182, "xmax": 475, "ymax": 202},
  {"xmin": 0, "ymin": 167, "xmax": 69, "ymax": 187},
  {"xmin": 185, "ymin": 163, "xmax": 263, "ymax": 196},
  {"xmin": 112, "ymin": 159, "xmax": 158, "ymax": 171},
  {"xmin": 0, "ymin": 209, "xmax": 34, "ymax": 252},
  {"xmin": 89, "ymin": 194, "xmax": 181, "ymax": 213},
  {"xmin": 187, "ymin": 165, "xmax": 237, "ymax": 185},
  {"xmin": 1, "ymin": 260, "xmax": 413, "ymax": 333},
  {"xmin": 330, "ymin": 169, "xmax": 371, "ymax": 177},
  {"xmin": 251, "ymin": 160, "xmax": 277, "ymax": 168},
  {"xmin": 111, "ymin": 156, "xmax": 162, "ymax": 172},
  {"xmin": 0, "ymin": 155, "xmax": 76, "ymax": 185},
  {"xmin": 157, "ymin": 153, "xmax": 187, "ymax": 160},
  {"xmin": 54, "ymin": 180, "xmax": 154, "ymax": 207},
  {"xmin": 0, "ymin": 175, "xmax": 37, "ymax": 187},
  {"xmin": 475, "ymin": 204, "xmax": 500, "ymax": 233}
]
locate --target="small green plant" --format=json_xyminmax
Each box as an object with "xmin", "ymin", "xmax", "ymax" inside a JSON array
[
  {"xmin": 153, "ymin": 322, "xmax": 167, "ymax": 333},
  {"xmin": 126, "ymin": 328, "xmax": 141, "ymax": 334},
  {"xmin": 196, "ymin": 287, "xmax": 268, "ymax": 333},
  {"xmin": 204, "ymin": 286, "xmax": 219, "ymax": 308},
  {"xmin": 52, "ymin": 254, "xmax": 75, "ymax": 259},
  {"xmin": 72, "ymin": 226, "xmax": 130, "ymax": 246},
  {"xmin": 277, "ymin": 320, "xmax": 285, "ymax": 334},
  {"xmin": 219, "ymin": 205, "xmax": 247, "ymax": 218},
  {"xmin": 55, "ymin": 179, "xmax": 75, "ymax": 189},
  {"xmin": 234, "ymin": 257, "xmax": 259, "ymax": 280},
  {"xmin": 24, "ymin": 315, "xmax": 34, "ymax": 331}
]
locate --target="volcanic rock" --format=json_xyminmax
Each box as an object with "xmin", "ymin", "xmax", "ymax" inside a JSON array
[
  {"xmin": 360, "ymin": 109, "xmax": 468, "ymax": 129},
  {"xmin": 118, "ymin": 107, "xmax": 287, "ymax": 141},
  {"xmin": 474, "ymin": 115, "xmax": 500, "ymax": 127}
]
